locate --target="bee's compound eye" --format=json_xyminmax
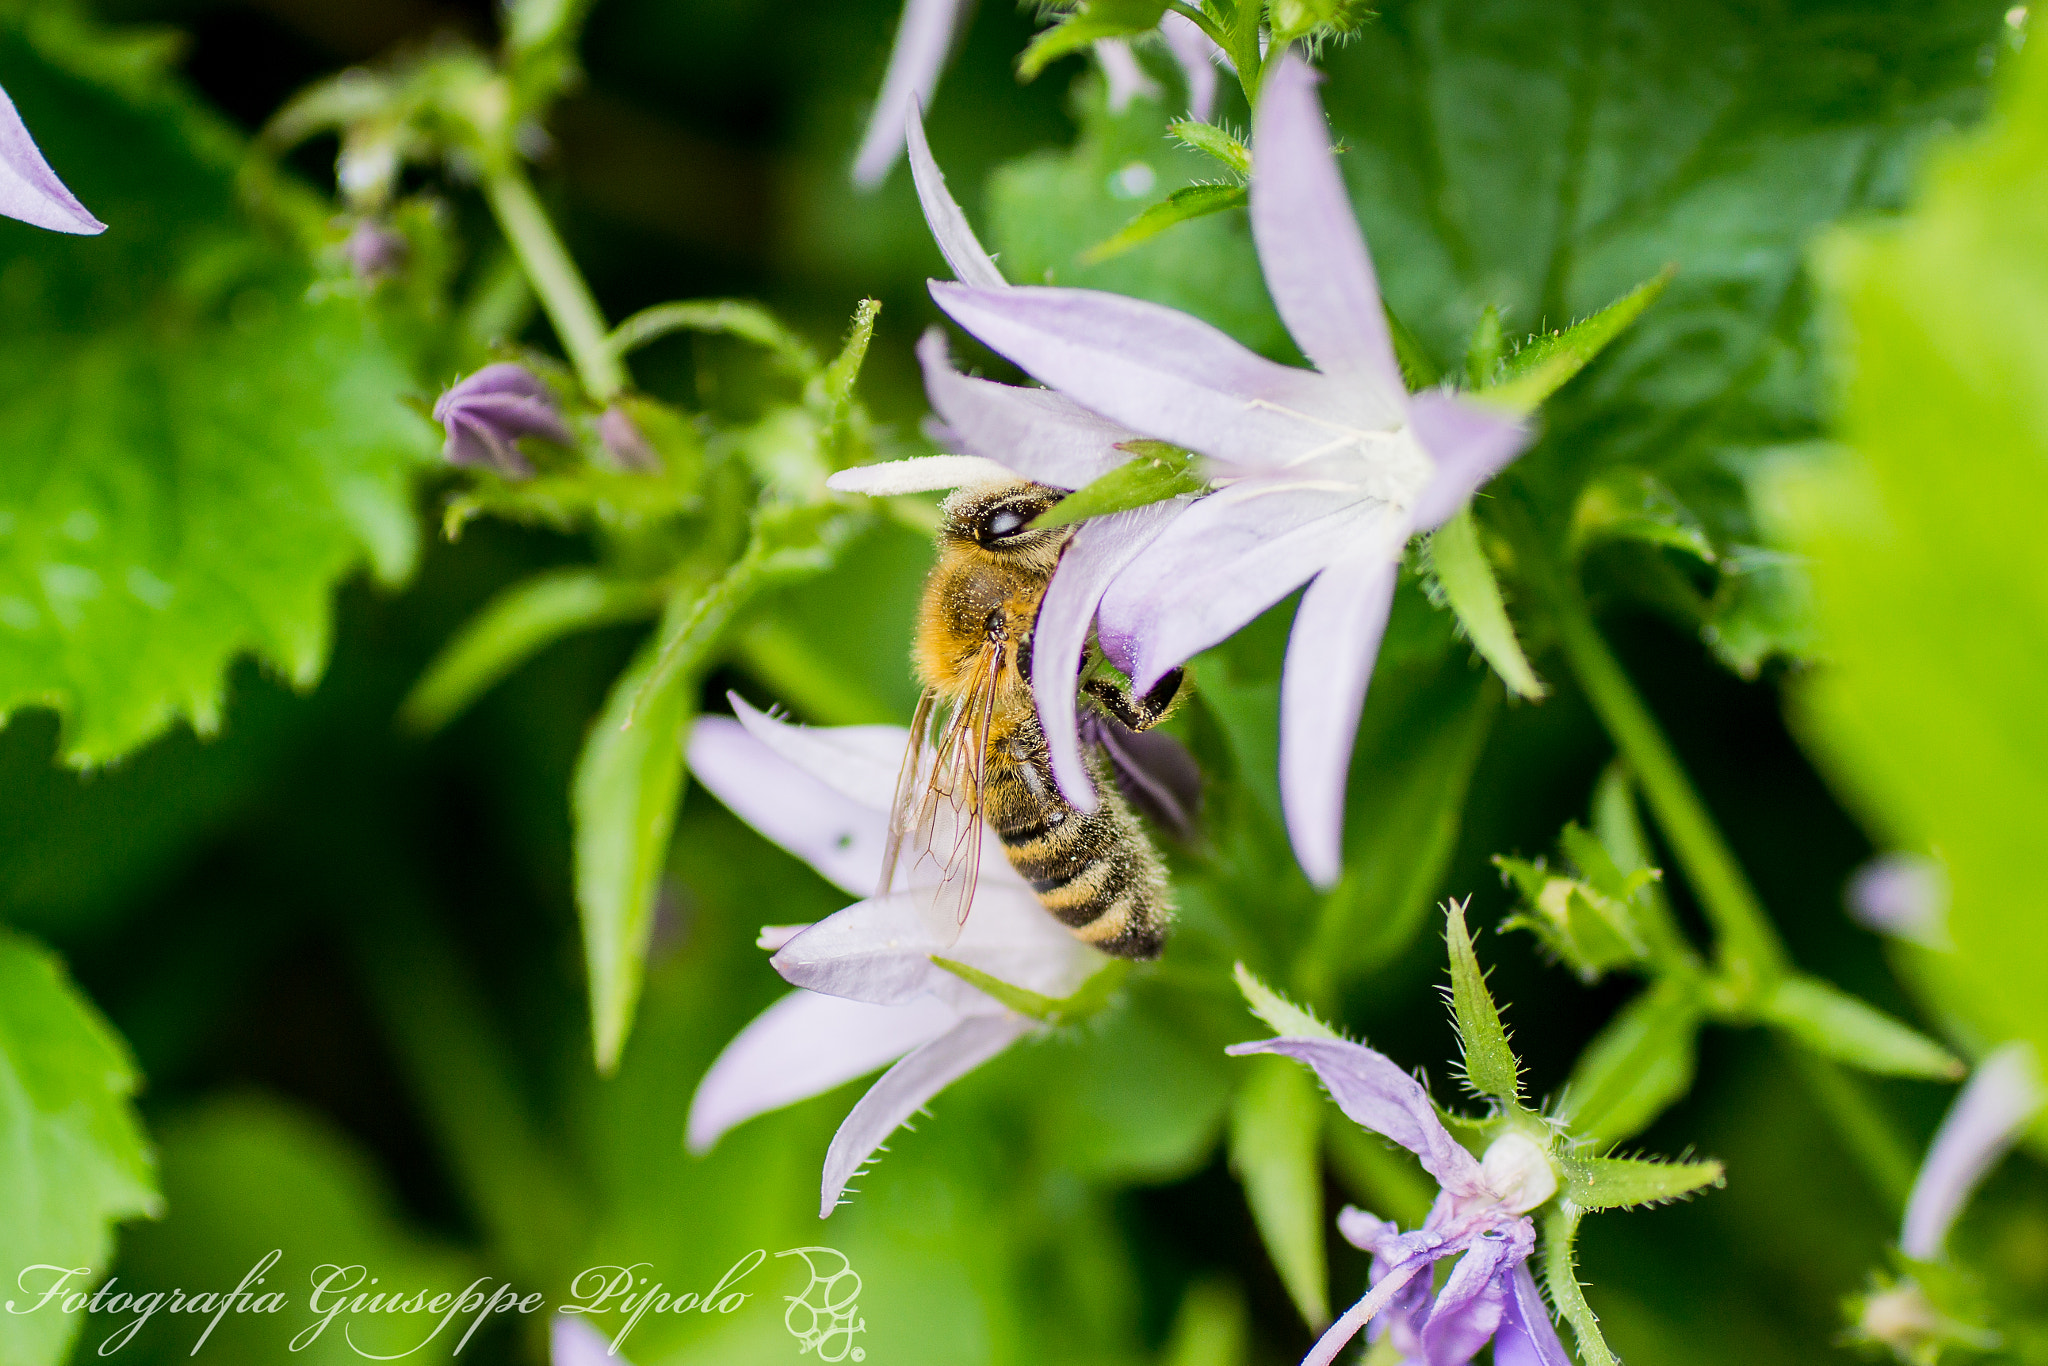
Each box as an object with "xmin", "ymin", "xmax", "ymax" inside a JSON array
[{"xmin": 984, "ymin": 509, "xmax": 1027, "ymax": 540}]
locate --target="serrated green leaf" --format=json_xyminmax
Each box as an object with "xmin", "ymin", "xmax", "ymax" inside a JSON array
[
  {"xmin": 1227, "ymin": 1057, "xmax": 1327, "ymax": 1329},
  {"xmin": 1032, "ymin": 442, "xmax": 1207, "ymax": 529},
  {"xmin": 0, "ymin": 931, "xmax": 160, "ymax": 1366},
  {"xmin": 1444, "ymin": 900, "xmax": 1521, "ymax": 1102},
  {"xmin": 1018, "ymin": 0, "xmax": 1170, "ymax": 79},
  {"xmin": 574, "ymin": 588, "xmax": 699, "ymax": 1074},
  {"xmin": 1759, "ymin": 976, "xmax": 1963, "ymax": 1080},
  {"xmin": 1482, "ymin": 268, "xmax": 1673, "ymax": 412},
  {"xmin": 1168, "ymin": 119, "xmax": 1250, "ymax": 175},
  {"xmin": 1557, "ymin": 980, "xmax": 1702, "ymax": 1147},
  {"xmin": 1542, "ymin": 1204, "xmax": 1619, "ymax": 1366},
  {"xmin": 1559, "ymin": 1153, "xmax": 1725, "ymax": 1211},
  {"xmin": 1571, "ymin": 469, "xmax": 1719, "ymax": 565},
  {"xmin": 1232, "ymin": 963, "xmax": 1340, "ymax": 1041},
  {"xmin": 400, "ymin": 570, "xmax": 664, "ymax": 734},
  {"xmin": 931, "ymin": 957, "xmax": 1131, "ymax": 1025},
  {"xmin": 1426, "ymin": 506, "xmax": 1545, "ymax": 698},
  {"xmin": 0, "ymin": 20, "xmax": 432, "ymax": 764},
  {"xmin": 1083, "ymin": 183, "xmax": 1249, "ymax": 264}
]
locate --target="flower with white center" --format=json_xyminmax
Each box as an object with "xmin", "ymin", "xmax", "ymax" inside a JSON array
[
  {"xmin": 685, "ymin": 696, "xmax": 1109, "ymax": 1217},
  {"xmin": 1, "ymin": 82, "xmax": 104, "ymax": 234},
  {"xmin": 850, "ymin": 1, "xmax": 1221, "ymax": 187},
  {"xmin": 1227, "ymin": 1035, "xmax": 1571, "ymax": 1366},
  {"xmin": 431, "ymin": 363, "xmax": 572, "ymax": 477},
  {"xmin": 926, "ymin": 51, "xmax": 1531, "ymax": 889}
]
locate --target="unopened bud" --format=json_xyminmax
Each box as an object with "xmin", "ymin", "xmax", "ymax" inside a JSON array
[
  {"xmin": 344, "ymin": 218, "xmax": 407, "ymax": 282},
  {"xmin": 598, "ymin": 405, "xmax": 663, "ymax": 473},
  {"xmin": 431, "ymin": 363, "xmax": 571, "ymax": 478},
  {"xmin": 1479, "ymin": 1131, "xmax": 1557, "ymax": 1213}
]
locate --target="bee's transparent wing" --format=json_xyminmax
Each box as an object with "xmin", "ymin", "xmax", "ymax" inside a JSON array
[
  {"xmin": 881, "ymin": 652, "xmax": 997, "ymax": 947},
  {"xmin": 878, "ymin": 686, "xmax": 938, "ymax": 899}
]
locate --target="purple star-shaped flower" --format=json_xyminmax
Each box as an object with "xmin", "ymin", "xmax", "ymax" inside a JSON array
[
  {"xmin": 927, "ymin": 52, "xmax": 1531, "ymax": 887},
  {"xmin": 1, "ymin": 82, "xmax": 104, "ymax": 234},
  {"xmin": 431, "ymin": 363, "xmax": 573, "ymax": 477},
  {"xmin": 1228, "ymin": 1036, "xmax": 1572, "ymax": 1366}
]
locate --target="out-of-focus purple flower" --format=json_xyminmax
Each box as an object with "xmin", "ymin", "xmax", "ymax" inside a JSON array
[
  {"xmin": 551, "ymin": 1317, "xmax": 622, "ymax": 1366},
  {"xmin": 1161, "ymin": 12, "xmax": 1222, "ymax": 123},
  {"xmin": 928, "ymin": 52, "xmax": 1530, "ymax": 887},
  {"xmin": 597, "ymin": 405, "xmax": 662, "ymax": 473},
  {"xmin": 1228, "ymin": 1037, "xmax": 1571, "ymax": 1366},
  {"xmin": 835, "ymin": 106, "xmax": 1195, "ymax": 811},
  {"xmin": 431, "ymin": 363, "xmax": 572, "ymax": 477},
  {"xmin": 685, "ymin": 697, "xmax": 1108, "ymax": 1217},
  {"xmin": 343, "ymin": 218, "xmax": 407, "ymax": 282},
  {"xmin": 0, "ymin": 83, "xmax": 104, "ymax": 235},
  {"xmin": 851, "ymin": 0, "xmax": 1226, "ymax": 187},
  {"xmin": 1847, "ymin": 852, "xmax": 1949, "ymax": 950},
  {"xmin": 1901, "ymin": 1042, "xmax": 2043, "ymax": 1261}
]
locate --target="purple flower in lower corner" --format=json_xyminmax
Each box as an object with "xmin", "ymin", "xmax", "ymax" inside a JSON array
[
  {"xmin": 431, "ymin": 363, "xmax": 572, "ymax": 477},
  {"xmin": 1, "ymin": 82, "xmax": 104, "ymax": 235},
  {"xmin": 1228, "ymin": 1036, "xmax": 1571, "ymax": 1366},
  {"xmin": 927, "ymin": 51, "xmax": 1532, "ymax": 888},
  {"xmin": 684, "ymin": 696, "xmax": 1112, "ymax": 1217}
]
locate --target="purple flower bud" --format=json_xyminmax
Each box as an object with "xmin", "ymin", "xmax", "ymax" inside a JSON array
[
  {"xmin": 344, "ymin": 218, "xmax": 407, "ymax": 282},
  {"xmin": 431, "ymin": 363, "xmax": 573, "ymax": 478},
  {"xmin": 598, "ymin": 405, "xmax": 663, "ymax": 473}
]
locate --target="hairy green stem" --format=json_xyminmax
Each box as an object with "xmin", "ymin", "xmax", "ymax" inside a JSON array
[
  {"xmin": 1542, "ymin": 1204, "xmax": 1619, "ymax": 1366},
  {"xmin": 483, "ymin": 162, "xmax": 626, "ymax": 401},
  {"xmin": 1506, "ymin": 500, "xmax": 1786, "ymax": 1000}
]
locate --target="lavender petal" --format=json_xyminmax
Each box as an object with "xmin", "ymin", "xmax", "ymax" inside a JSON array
[
  {"xmin": 851, "ymin": 0, "xmax": 972, "ymax": 189},
  {"xmin": 1227, "ymin": 1037, "xmax": 1486, "ymax": 1190},
  {"xmin": 0, "ymin": 83, "xmax": 104, "ymax": 235},
  {"xmin": 1419, "ymin": 1235, "xmax": 1517, "ymax": 1366},
  {"xmin": 827, "ymin": 454, "xmax": 1019, "ymax": 494},
  {"xmin": 1847, "ymin": 852, "xmax": 1949, "ymax": 949},
  {"xmin": 1492, "ymin": 1264, "xmax": 1574, "ymax": 1366},
  {"xmin": 688, "ymin": 716, "xmax": 891, "ymax": 895},
  {"xmin": 1160, "ymin": 13, "xmax": 1221, "ymax": 122},
  {"xmin": 917, "ymin": 328, "xmax": 1137, "ymax": 489},
  {"xmin": 931, "ymin": 281, "xmax": 1390, "ymax": 471},
  {"xmin": 1901, "ymin": 1042, "xmax": 2045, "ymax": 1259},
  {"xmin": 819, "ymin": 1012, "xmax": 1036, "ymax": 1215},
  {"xmin": 1094, "ymin": 39, "xmax": 1160, "ymax": 112},
  {"xmin": 905, "ymin": 105, "xmax": 1006, "ymax": 287},
  {"xmin": 1280, "ymin": 546, "xmax": 1400, "ymax": 887},
  {"xmin": 1250, "ymin": 53, "xmax": 1403, "ymax": 397},
  {"xmin": 726, "ymin": 694, "xmax": 911, "ymax": 812},
  {"xmin": 1406, "ymin": 390, "xmax": 1532, "ymax": 531},
  {"xmin": 1033, "ymin": 502, "xmax": 1187, "ymax": 806},
  {"xmin": 551, "ymin": 1316, "xmax": 623, "ymax": 1366},
  {"xmin": 1083, "ymin": 713, "xmax": 1203, "ymax": 842},
  {"xmin": 1096, "ymin": 479, "xmax": 1383, "ymax": 694},
  {"xmin": 685, "ymin": 988, "xmax": 959, "ymax": 1153}
]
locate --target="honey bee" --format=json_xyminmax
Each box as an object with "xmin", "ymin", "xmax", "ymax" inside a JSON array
[{"xmin": 883, "ymin": 479, "xmax": 1184, "ymax": 960}]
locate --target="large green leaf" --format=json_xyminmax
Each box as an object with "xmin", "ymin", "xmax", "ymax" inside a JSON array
[
  {"xmin": 0, "ymin": 13, "xmax": 431, "ymax": 765},
  {"xmin": 1772, "ymin": 25, "xmax": 2048, "ymax": 1069},
  {"xmin": 0, "ymin": 930, "xmax": 159, "ymax": 1366}
]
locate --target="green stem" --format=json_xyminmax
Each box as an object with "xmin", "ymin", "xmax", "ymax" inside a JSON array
[
  {"xmin": 1224, "ymin": 0, "xmax": 1266, "ymax": 106},
  {"xmin": 1505, "ymin": 498, "xmax": 1786, "ymax": 1000},
  {"xmin": 482, "ymin": 161, "xmax": 626, "ymax": 401},
  {"xmin": 1541, "ymin": 1204, "xmax": 1619, "ymax": 1366}
]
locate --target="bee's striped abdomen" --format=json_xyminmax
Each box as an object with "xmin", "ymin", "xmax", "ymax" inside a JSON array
[{"xmin": 985, "ymin": 717, "xmax": 1170, "ymax": 960}]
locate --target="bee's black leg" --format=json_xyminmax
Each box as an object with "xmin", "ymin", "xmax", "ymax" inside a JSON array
[{"xmin": 1084, "ymin": 666, "xmax": 1184, "ymax": 732}]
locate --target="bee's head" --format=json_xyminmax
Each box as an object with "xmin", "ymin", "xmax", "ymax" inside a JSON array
[{"xmin": 941, "ymin": 480, "xmax": 1070, "ymax": 560}]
